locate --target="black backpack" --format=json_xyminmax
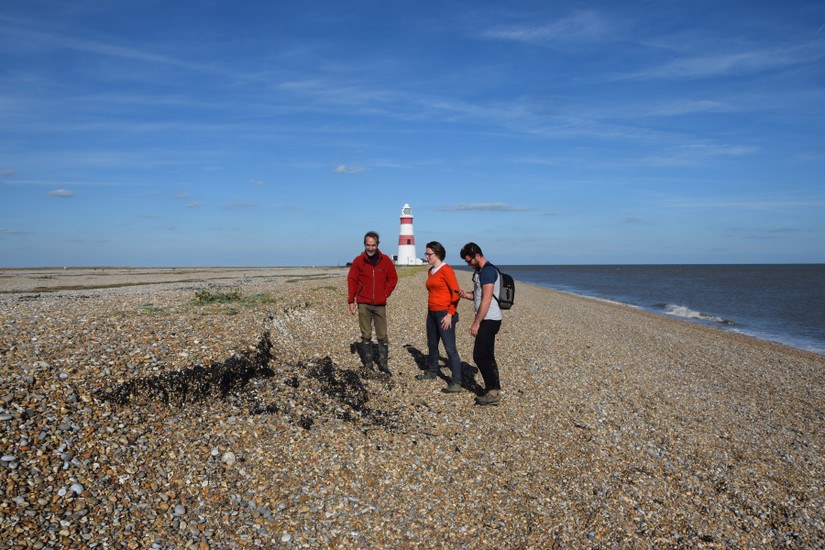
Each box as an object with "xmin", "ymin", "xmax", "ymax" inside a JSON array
[{"xmin": 489, "ymin": 263, "xmax": 515, "ymax": 310}]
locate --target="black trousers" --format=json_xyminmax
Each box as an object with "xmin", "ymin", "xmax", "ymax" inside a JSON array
[{"xmin": 473, "ymin": 319, "xmax": 501, "ymax": 391}]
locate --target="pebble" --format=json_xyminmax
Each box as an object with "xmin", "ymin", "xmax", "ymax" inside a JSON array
[{"xmin": 0, "ymin": 266, "xmax": 822, "ymax": 548}]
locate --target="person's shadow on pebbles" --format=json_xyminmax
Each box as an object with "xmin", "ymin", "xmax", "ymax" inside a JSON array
[{"xmin": 403, "ymin": 345, "xmax": 483, "ymax": 394}]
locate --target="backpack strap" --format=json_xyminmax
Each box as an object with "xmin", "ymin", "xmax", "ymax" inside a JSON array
[{"xmin": 485, "ymin": 262, "xmax": 502, "ymax": 306}]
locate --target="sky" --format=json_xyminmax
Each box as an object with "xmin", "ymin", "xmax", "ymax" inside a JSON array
[{"xmin": 1, "ymin": 0, "xmax": 824, "ymax": 267}]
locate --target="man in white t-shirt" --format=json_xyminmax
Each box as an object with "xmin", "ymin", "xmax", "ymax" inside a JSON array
[{"xmin": 458, "ymin": 242, "xmax": 502, "ymax": 406}]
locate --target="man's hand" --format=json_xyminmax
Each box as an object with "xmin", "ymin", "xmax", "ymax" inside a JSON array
[{"xmin": 349, "ymin": 303, "xmax": 357, "ymax": 315}]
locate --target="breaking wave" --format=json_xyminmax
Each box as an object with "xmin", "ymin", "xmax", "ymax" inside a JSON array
[{"xmin": 661, "ymin": 304, "xmax": 735, "ymax": 325}]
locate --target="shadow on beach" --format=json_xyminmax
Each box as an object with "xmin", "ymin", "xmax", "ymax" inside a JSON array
[{"xmin": 403, "ymin": 344, "xmax": 483, "ymax": 395}]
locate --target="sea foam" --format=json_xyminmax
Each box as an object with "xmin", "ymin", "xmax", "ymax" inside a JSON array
[{"xmin": 663, "ymin": 304, "xmax": 733, "ymax": 325}]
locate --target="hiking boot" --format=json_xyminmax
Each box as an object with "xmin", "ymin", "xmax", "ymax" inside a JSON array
[
  {"xmin": 475, "ymin": 392, "xmax": 501, "ymax": 406},
  {"xmin": 441, "ymin": 382, "xmax": 463, "ymax": 393},
  {"xmin": 356, "ymin": 341, "xmax": 374, "ymax": 371},
  {"xmin": 376, "ymin": 341, "xmax": 391, "ymax": 375},
  {"xmin": 415, "ymin": 371, "xmax": 438, "ymax": 381}
]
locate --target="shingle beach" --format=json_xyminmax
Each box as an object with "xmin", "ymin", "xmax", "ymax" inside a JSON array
[{"xmin": 1, "ymin": 267, "xmax": 823, "ymax": 548}]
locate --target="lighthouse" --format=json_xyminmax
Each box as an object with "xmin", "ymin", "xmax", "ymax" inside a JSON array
[{"xmin": 396, "ymin": 203, "xmax": 423, "ymax": 265}]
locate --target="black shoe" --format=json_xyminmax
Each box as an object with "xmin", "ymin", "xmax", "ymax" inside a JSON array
[{"xmin": 475, "ymin": 392, "xmax": 501, "ymax": 405}]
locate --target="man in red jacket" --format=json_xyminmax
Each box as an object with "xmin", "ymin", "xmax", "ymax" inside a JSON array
[{"xmin": 348, "ymin": 231, "xmax": 399, "ymax": 374}]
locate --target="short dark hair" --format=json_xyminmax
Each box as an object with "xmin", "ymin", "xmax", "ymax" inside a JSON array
[
  {"xmin": 425, "ymin": 241, "xmax": 446, "ymax": 261},
  {"xmin": 460, "ymin": 242, "xmax": 482, "ymax": 259},
  {"xmin": 364, "ymin": 231, "xmax": 380, "ymax": 245}
]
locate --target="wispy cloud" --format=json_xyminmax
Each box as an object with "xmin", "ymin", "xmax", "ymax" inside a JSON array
[
  {"xmin": 47, "ymin": 189, "xmax": 75, "ymax": 198},
  {"xmin": 639, "ymin": 143, "xmax": 758, "ymax": 166},
  {"xmin": 482, "ymin": 11, "xmax": 614, "ymax": 45},
  {"xmin": 662, "ymin": 197, "xmax": 825, "ymax": 211},
  {"xmin": 335, "ymin": 165, "xmax": 365, "ymax": 174},
  {"xmin": 620, "ymin": 44, "xmax": 820, "ymax": 81},
  {"xmin": 646, "ymin": 100, "xmax": 731, "ymax": 117},
  {"xmin": 0, "ymin": 169, "xmax": 16, "ymax": 176},
  {"xmin": 4, "ymin": 20, "xmax": 210, "ymax": 72},
  {"xmin": 224, "ymin": 203, "xmax": 258, "ymax": 210},
  {"xmin": 438, "ymin": 202, "xmax": 535, "ymax": 212}
]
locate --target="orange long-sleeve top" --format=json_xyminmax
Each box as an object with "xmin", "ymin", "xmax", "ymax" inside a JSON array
[{"xmin": 425, "ymin": 263, "xmax": 461, "ymax": 315}]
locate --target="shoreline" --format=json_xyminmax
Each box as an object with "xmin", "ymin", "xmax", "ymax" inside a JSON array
[
  {"xmin": 525, "ymin": 282, "xmax": 825, "ymax": 358},
  {"xmin": 6, "ymin": 265, "xmax": 821, "ymax": 356},
  {"xmin": 1, "ymin": 267, "xmax": 823, "ymax": 547}
]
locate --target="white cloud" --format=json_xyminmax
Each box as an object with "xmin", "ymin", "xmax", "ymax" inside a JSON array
[
  {"xmin": 662, "ymin": 196, "xmax": 825, "ymax": 211},
  {"xmin": 335, "ymin": 165, "xmax": 365, "ymax": 174},
  {"xmin": 483, "ymin": 11, "xmax": 614, "ymax": 45},
  {"xmin": 438, "ymin": 202, "xmax": 534, "ymax": 212},
  {"xmin": 620, "ymin": 43, "xmax": 820, "ymax": 81},
  {"xmin": 647, "ymin": 100, "xmax": 730, "ymax": 117},
  {"xmin": 47, "ymin": 189, "xmax": 75, "ymax": 198},
  {"xmin": 4, "ymin": 22, "xmax": 208, "ymax": 71},
  {"xmin": 639, "ymin": 143, "xmax": 759, "ymax": 166}
]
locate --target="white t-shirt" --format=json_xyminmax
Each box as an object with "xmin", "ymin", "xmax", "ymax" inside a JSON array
[{"xmin": 472, "ymin": 263, "xmax": 502, "ymax": 321}]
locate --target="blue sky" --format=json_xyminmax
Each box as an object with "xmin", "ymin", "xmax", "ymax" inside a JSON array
[{"xmin": 1, "ymin": 0, "xmax": 823, "ymax": 267}]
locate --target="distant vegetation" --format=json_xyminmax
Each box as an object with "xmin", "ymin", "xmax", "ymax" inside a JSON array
[
  {"xmin": 193, "ymin": 288, "xmax": 274, "ymax": 305},
  {"xmin": 397, "ymin": 266, "xmax": 428, "ymax": 278},
  {"xmin": 194, "ymin": 288, "xmax": 243, "ymax": 304}
]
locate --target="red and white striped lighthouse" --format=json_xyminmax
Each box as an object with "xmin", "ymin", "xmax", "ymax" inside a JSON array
[{"xmin": 396, "ymin": 203, "xmax": 422, "ymax": 265}]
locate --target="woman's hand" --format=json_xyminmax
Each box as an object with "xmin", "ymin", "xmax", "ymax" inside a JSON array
[{"xmin": 440, "ymin": 314, "xmax": 453, "ymax": 331}]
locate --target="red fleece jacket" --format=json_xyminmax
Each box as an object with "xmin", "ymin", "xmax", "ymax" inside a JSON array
[{"xmin": 347, "ymin": 249, "xmax": 398, "ymax": 306}]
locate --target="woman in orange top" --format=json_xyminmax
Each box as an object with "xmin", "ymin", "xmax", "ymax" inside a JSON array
[{"xmin": 416, "ymin": 241, "xmax": 463, "ymax": 393}]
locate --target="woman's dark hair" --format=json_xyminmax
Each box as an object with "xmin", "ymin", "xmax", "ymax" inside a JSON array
[
  {"xmin": 459, "ymin": 242, "xmax": 482, "ymax": 259},
  {"xmin": 426, "ymin": 241, "xmax": 446, "ymax": 261}
]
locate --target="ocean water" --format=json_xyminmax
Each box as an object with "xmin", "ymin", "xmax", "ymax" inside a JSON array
[{"xmin": 467, "ymin": 264, "xmax": 825, "ymax": 355}]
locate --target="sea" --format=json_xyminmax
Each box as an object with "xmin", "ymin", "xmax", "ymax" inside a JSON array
[{"xmin": 459, "ymin": 264, "xmax": 825, "ymax": 356}]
